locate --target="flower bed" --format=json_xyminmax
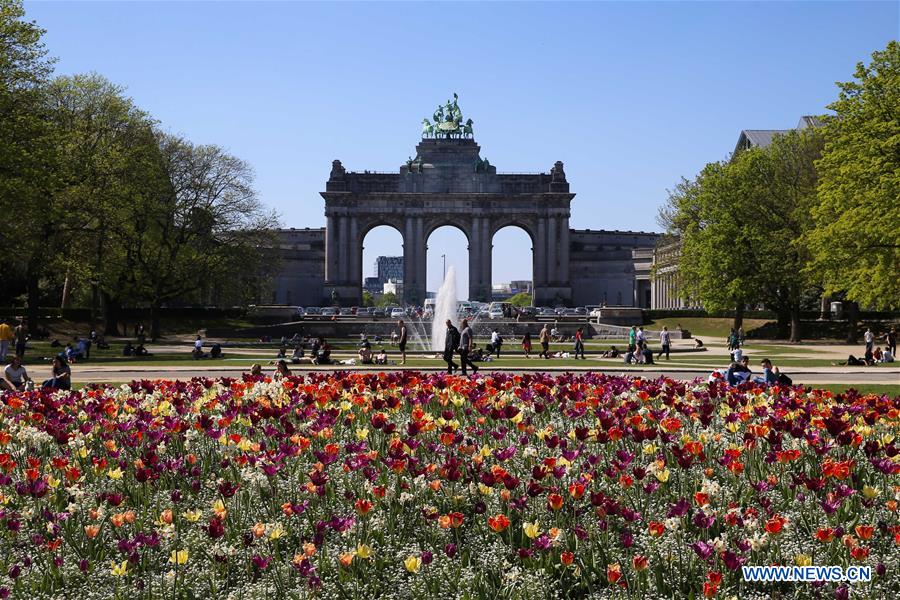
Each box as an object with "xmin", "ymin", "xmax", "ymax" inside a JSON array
[{"xmin": 0, "ymin": 373, "xmax": 897, "ymax": 599}]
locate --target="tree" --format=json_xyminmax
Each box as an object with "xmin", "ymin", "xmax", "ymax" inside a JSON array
[
  {"xmin": 42, "ymin": 74, "xmax": 156, "ymax": 332},
  {"xmin": 361, "ymin": 291, "xmax": 374, "ymax": 307},
  {"xmin": 375, "ymin": 292, "xmax": 397, "ymax": 308},
  {"xmin": 506, "ymin": 292, "xmax": 532, "ymax": 307},
  {"xmin": 807, "ymin": 41, "xmax": 900, "ymax": 310},
  {"xmin": 117, "ymin": 132, "xmax": 278, "ymax": 339},
  {"xmin": 0, "ymin": 0, "xmax": 56, "ymax": 321},
  {"xmin": 660, "ymin": 127, "xmax": 823, "ymax": 341}
]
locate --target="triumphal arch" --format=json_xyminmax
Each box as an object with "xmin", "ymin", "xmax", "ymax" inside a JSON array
[{"xmin": 322, "ymin": 95, "xmax": 574, "ymax": 306}]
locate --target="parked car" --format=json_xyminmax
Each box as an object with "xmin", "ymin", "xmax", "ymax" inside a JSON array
[
  {"xmin": 518, "ymin": 306, "xmax": 538, "ymax": 317},
  {"xmin": 390, "ymin": 308, "xmax": 406, "ymax": 319},
  {"xmin": 295, "ymin": 307, "xmax": 305, "ymax": 317},
  {"xmin": 488, "ymin": 308, "xmax": 504, "ymax": 319},
  {"xmin": 372, "ymin": 308, "xmax": 386, "ymax": 319},
  {"xmin": 589, "ymin": 308, "xmax": 603, "ymax": 318},
  {"xmin": 340, "ymin": 308, "xmax": 353, "ymax": 316},
  {"xmin": 321, "ymin": 307, "xmax": 337, "ymax": 317},
  {"xmin": 305, "ymin": 307, "xmax": 322, "ymax": 316},
  {"xmin": 539, "ymin": 307, "xmax": 556, "ymax": 316}
]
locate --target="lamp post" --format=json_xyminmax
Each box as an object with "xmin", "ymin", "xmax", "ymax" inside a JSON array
[{"xmin": 442, "ymin": 254, "xmax": 446, "ymax": 280}]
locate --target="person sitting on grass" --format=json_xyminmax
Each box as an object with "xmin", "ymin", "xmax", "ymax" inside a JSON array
[
  {"xmin": 726, "ymin": 356, "xmax": 752, "ymax": 386},
  {"xmin": 1, "ymin": 355, "xmax": 31, "ymax": 391},
  {"xmin": 881, "ymin": 347, "xmax": 895, "ymax": 363},
  {"xmin": 872, "ymin": 347, "xmax": 883, "ymax": 362},
  {"xmin": 192, "ymin": 335, "xmax": 205, "ymax": 359},
  {"xmin": 358, "ymin": 339, "xmax": 373, "ymax": 364},
  {"xmin": 273, "ymin": 359, "xmax": 291, "ymax": 379},
  {"xmin": 753, "ymin": 358, "xmax": 791, "ymax": 385},
  {"xmin": 312, "ymin": 337, "xmax": 331, "ymax": 365},
  {"xmin": 601, "ymin": 346, "xmax": 619, "ymax": 358},
  {"xmin": 290, "ymin": 345, "xmax": 305, "ymax": 363},
  {"xmin": 210, "ymin": 343, "xmax": 222, "ymax": 359},
  {"xmin": 41, "ymin": 355, "xmax": 71, "ymax": 390},
  {"xmin": 276, "ymin": 346, "xmax": 287, "ymax": 359},
  {"xmin": 123, "ymin": 342, "xmax": 135, "ymax": 356},
  {"xmin": 249, "ymin": 363, "xmax": 263, "ymax": 376},
  {"xmin": 694, "ymin": 338, "xmax": 704, "ymax": 348},
  {"xmin": 134, "ymin": 344, "xmax": 151, "ymax": 357},
  {"xmin": 623, "ymin": 348, "xmax": 635, "ymax": 364},
  {"xmin": 640, "ymin": 341, "xmax": 655, "ymax": 365},
  {"xmin": 375, "ymin": 348, "xmax": 388, "ymax": 365}
]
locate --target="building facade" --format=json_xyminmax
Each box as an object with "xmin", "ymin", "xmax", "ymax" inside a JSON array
[{"xmin": 269, "ymin": 97, "xmax": 660, "ymax": 308}]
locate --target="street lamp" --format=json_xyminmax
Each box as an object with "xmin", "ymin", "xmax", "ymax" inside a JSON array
[{"xmin": 442, "ymin": 254, "xmax": 446, "ymax": 280}]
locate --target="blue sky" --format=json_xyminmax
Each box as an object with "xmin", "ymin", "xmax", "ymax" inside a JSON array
[{"xmin": 24, "ymin": 1, "xmax": 897, "ymax": 297}]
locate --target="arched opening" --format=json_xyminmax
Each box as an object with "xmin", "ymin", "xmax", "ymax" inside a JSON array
[
  {"xmin": 361, "ymin": 225, "xmax": 404, "ymax": 308},
  {"xmin": 492, "ymin": 226, "xmax": 534, "ymax": 304},
  {"xmin": 427, "ymin": 225, "xmax": 469, "ymax": 301}
]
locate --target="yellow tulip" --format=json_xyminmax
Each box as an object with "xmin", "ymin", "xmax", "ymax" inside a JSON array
[
  {"xmin": 356, "ymin": 544, "xmax": 373, "ymax": 559},
  {"xmin": 794, "ymin": 554, "xmax": 812, "ymax": 567},
  {"xmin": 107, "ymin": 468, "xmax": 123, "ymax": 480},
  {"xmin": 655, "ymin": 469, "xmax": 670, "ymax": 483},
  {"xmin": 862, "ymin": 485, "xmax": 881, "ymax": 500},
  {"xmin": 111, "ymin": 560, "xmax": 129, "ymax": 576},
  {"xmin": 169, "ymin": 549, "xmax": 189, "ymax": 565},
  {"xmin": 523, "ymin": 522, "xmax": 541, "ymax": 539},
  {"xmin": 404, "ymin": 555, "xmax": 422, "ymax": 573}
]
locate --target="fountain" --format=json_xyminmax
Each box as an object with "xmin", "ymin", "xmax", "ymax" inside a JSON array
[{"xmin": 430, "ymin": 266, "xmax": 458, "ymax": 351}]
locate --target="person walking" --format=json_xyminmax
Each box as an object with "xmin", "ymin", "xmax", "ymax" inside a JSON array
[
  {"xmin": 0, "ymin": 320, "xmax": 12, "ymax": 362},
  {"xmin": 658, "ymin": 326, "xmax": 671, "ymax": 360},
  {"xmin": 397, "ymin": 320, "xmax": 408, "ymax": 365},
  {"xmin": 628, "ymin": 326, "xmax": 637, "ymax": 351},
  {"xmin": 573, "ymin": 327, "xmax": 586, "ymax": 359},
  {"xmin": 539, "ymin": 324, "xmax": 551, "ymax": 359},
  {"xmin": 443, "ymin": 320, "xmax": 460, "ymax": 374},
  {"xmin": 490, "ymin": 329, "xmax": 502, "ymax": 358},
  {"xmin": 458, "ymin": 318, "xmax": 478, "ymax": 376},
  {"xmin": 884, "ymin": 327, "xmax": 896, "ymax": 358},
  {"xmin": 521, "ymin": 332, "xmax": 532, "ymax": 359},
  {"xmin": 13, "ymin": 320, "xmax": 27, "ymax": 358}
]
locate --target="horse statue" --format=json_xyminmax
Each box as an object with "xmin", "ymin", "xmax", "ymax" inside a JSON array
[
  {"xmin": 462, "ymin": 118, "xmax": 474, "ymax": 138},
  {"xmin": 421, "ymin": 118, "xmax": 434, "ymax": 138}
]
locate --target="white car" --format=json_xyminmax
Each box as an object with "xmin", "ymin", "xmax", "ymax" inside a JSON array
[
  {"xmin": 390, "ymin": 308, "xmax": 406, "ymax": 319},
  {"xmin": 321, "ymin": 307, "xmax": 337, "ymax": 317},
  {"xmin": 488, "ymin": 308, "xmax": 504, "ymax": 319}
]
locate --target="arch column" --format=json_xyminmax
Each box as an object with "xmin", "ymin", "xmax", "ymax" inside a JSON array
[
  {"xmin": 403, "ymin": 217, "xmax": 426, "ymax": 305},
  {"xmin": 467, "ymin": 217, "xmax": 491, "ymax": 302}
]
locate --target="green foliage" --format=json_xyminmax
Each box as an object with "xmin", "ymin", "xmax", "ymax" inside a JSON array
[
  {"xmin": 375, "ymin": 292, "xmax": 398, "ymax": 308},
  {"xmin": 0, "ymin": 0, "xmax": 56, "ymax": 308},
  {"xmin": 506, "ymin": 292, "xmax": 532, "ymax": 307},
  {"xmin": 807, "ymin": 41, "xmax": 900, "ymax": 309},
  {"xmin": 662, "ymin": 127, "xmax": 824, "ymax": 340},
  {"xmin": 361, "ymin": 291, "xmax": 374, "ymax": 307}
]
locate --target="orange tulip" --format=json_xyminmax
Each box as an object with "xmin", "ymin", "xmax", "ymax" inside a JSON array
[
  {"xmin": 548, "ymin": 493, "xmax": 564, "ymax": 511},
  {"xmin": 84, "ymin": 525, "xmax": 100, "ymax": 539},
  {"xmin": 487, "ymin": 514, "xmax": 510, "ymax": 532}
]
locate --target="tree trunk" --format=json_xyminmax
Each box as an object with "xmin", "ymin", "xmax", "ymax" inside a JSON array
[
  {"xmin": 844, "ymin": 301, "xmax": 859, "ymax": 344},
  {"xmin": 150, "ymin": 301, "xmax": 161, "ymax": 341},
  {"xmin": 732, "ymin": 304, "xmax": 744, "ymax": 331},
  {"xmin": 775, "ymin": 308, "xmax": 790, "ymax": 339},
  {"xmin": 102, "ymin": 291, "xmax": 121, "ymax": 336},
  {"xmin": 789, "ymin": 303, "xmax": 802, "ymax": 343},
  {"xmin": 26, "ymin": 263, "xmax": 40, "ymax": 332}
]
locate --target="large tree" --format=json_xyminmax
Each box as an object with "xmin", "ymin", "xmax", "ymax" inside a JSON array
[
  {"xmin": 0, "ymin": 0, "xmax": 56, "ymax": 316},
  {"xmin": 659, "ymin": 127, "xmax": 823, "ymax": 341},
  {"xmin": 117, "ymin": 132, "xmax": 278, "ymax": 339},
  {"xmin": 42, "ymin": 73, "xmax": 155, "ymax": 330},
  {"xmin": 807, "ymin": 41, "xmax": 900, "ymax": 310}
]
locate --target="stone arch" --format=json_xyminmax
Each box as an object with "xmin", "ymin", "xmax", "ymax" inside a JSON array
[
  {"xmin": 357, "ymin": 221, "xmax": 406, "ymax": 301},
  {"xmin": 425, "ymin": 222, "xmax": 472, "ymax": 299}
]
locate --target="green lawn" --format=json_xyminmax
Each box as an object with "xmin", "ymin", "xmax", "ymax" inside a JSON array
[{"xmin": 645, "ymin": 317, "xmax": 771, "ymax": 339}]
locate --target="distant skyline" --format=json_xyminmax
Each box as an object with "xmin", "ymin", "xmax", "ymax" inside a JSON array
[{"xmin": 23, "ymin": 1, "xmax": 898, "ymax": 297}]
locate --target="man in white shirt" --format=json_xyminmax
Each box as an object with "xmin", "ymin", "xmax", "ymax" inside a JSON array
[
  {"xmin": 658, "ymin": 326, "xmax": 671, "ymax": 360},
  {"xmin": 864, "ymin": 328, "xmax": 875, "ymax": 353},
  {"xmin": 2, "ymin": 356, "xmax": 30, "ymax": 391}
]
